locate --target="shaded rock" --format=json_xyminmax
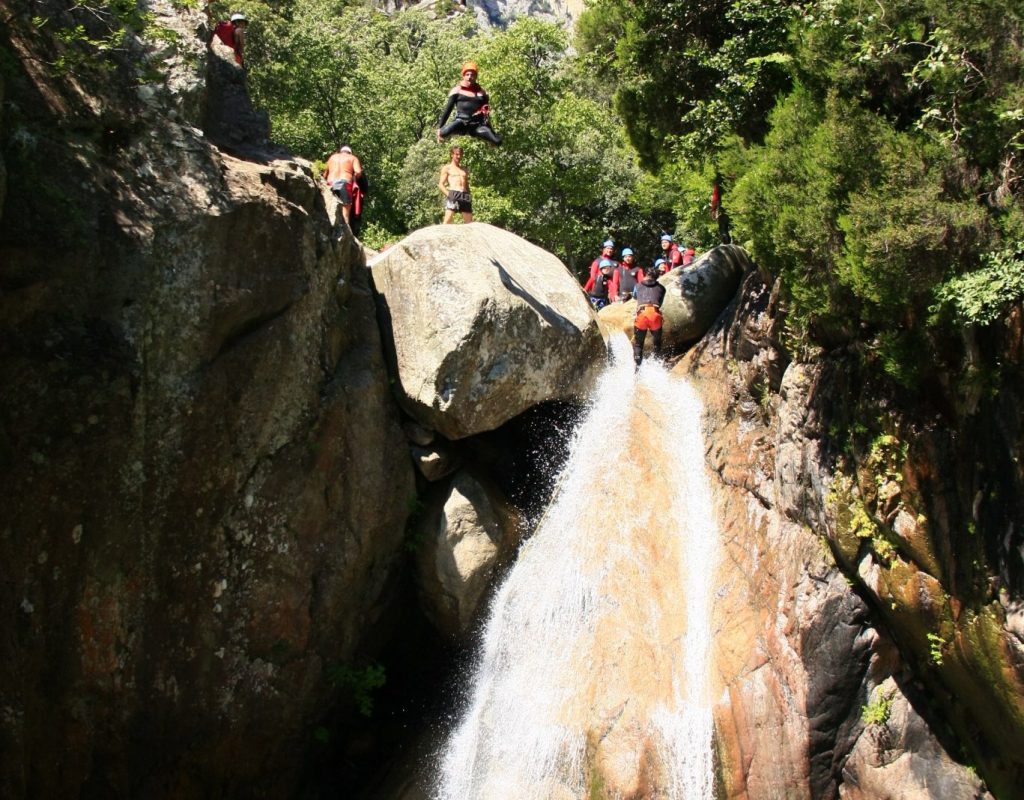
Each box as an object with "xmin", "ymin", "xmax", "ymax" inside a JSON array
[
  {"xmin": 202, "ymin": 33, "xmax": 276, "ymax": 158},
  {"xmin": 841, "ymin": 679, "xmax": 993, "ymax": 799},
  {"xmin": 0, "ymin": 8, "xmax": 413, "ymax": 797},
  {"xmin": 411, "ymin": 443, "xmax": 461, "ymax": 482},
  {"xmin": 415, "ymin": 469, "xmax": 523, "ymax": 637},
  {"xmin": 368, "ymin": 223, "xmax": 605, "ymax": 439},
  {"xmin": 0, "ymin": 71, "xmax": 5, "ymax": 222},
  {"xmin": 403, "ymin": 420, "xmax": 436, "ymax": 446}
]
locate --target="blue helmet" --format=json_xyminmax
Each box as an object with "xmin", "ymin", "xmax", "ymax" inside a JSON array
[
  {"xmin": 599, "ymin": 258, "xmax": 615, "ymax": 269},
  {"xmin": 602, "ymin": 239, "xmax": 615, "ymax": 249},
  {"xmin": 654, "ymin": 257, "xmax": 667, "ymax": 268},
  {"xmin": 621, "ymin": 248, "xmax": 634, "ymax": 257},
  {"xmin": 660, "ymin": 233, "xmax": 673, "ymax": 242}
]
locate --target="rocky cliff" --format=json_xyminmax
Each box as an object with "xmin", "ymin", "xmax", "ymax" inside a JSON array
[
  {"xmin": 3, "ymin": 3, "xmax": 1022, "ymax": 799},
  {"xmin": 0, "ymin": 4, "xmax": 607, "ymax": 796},
  {"xmin": 684, "ymin": 270, "xmax": 1023, "ymax": 798},
  {"xmin": 0, "ymin": 4, "xmax": 418, "ymax": 796}
]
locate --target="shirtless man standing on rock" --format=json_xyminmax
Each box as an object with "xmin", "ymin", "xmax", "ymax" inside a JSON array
[
  {"xmin": 438, "ymin": 146, "xmax": 472, "ymax": 224},
  {"xmin": 323, "ymin": 144, "xmax": 363, "ymax": 226}
]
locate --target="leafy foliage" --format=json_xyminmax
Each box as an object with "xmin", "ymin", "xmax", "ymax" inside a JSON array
[
  {"xmin": 861, "ymin": 691, "xmax": 894, "ymax": 726},
  {"xmin": 327, "ymin": 662, "xmax": 387, "ymax": 717},
  {"xmin": 932, "ymin": 246, "xmax": 1024, "ymax": 326},
  {"xmin": 577, "ymin": 0, "xmax": 1024, "ymax": 368},
  {"xmin": 241, "ymin": 3, "xmax": 669, "ymax": 271}
]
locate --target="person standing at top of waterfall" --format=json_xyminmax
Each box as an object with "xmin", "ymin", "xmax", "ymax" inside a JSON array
[
  {"xmin": 583, "ymin": 239, "xmax": 618, "ymax": 292},
  {"xmin": 436, "ymin": 62, "xmax": 503, "ymax": 147},
  {"xmin": 633, "ymin": 268, "xmax": 667, "ymax": 367},
  {"xmin": 588, "ymin": 259, "xmax": 616, "ymax": 310},
  {"xmin": 614, "ymin": 248, "xmax": 644, "ymax": 303},
  {"xmin": 439, "ymin": 146, "xmax": 473, "ymax": 224},
  {"xmin": 323, "ymin": 145, "xmax": 363, "ymax": 227}
]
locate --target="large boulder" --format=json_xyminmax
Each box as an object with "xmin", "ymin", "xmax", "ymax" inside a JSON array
[
  {"xmin": 368, "ymin": 223, "xmax": 605, "ymax": 439},
  {"xmin": 597, "ymin": 244, "xmax": 750, "ymax": 351},
  {"xmin": 662, "ymin": 245, "xmax": 750, "ymax": 349}
]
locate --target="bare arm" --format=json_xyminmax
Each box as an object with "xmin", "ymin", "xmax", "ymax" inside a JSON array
[
  {"xmin": 352, "ymin": 156, "xmax": 363, "ymax": 177},
  {"xmin": 438, "ymin": 165, "xmax": 449, "ymax": 196}
]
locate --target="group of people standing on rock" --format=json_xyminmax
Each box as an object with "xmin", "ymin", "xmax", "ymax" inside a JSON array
[
  {"xmin": 583, "ymin": 237, "xmax": 697, "ymax": 367},
  {"xmin": 322, "ymin": 60, "xmax": 500, "ymax": 230}
]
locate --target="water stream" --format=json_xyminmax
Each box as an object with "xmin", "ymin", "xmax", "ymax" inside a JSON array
[{"xmin": 435, "ymin": 336, "xmax": 720, "ymax": 799}]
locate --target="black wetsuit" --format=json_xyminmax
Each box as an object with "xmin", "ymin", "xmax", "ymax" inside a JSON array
[
  {"xmin": 437, "ymin": 82, "xmax": 503, "ymax": 146},
  {"xmin": 617, "ymin": 265, "xmax": 642, "ymax": 301},
  {"xmin": 633, "ymin": 277, "xmax": 667, "ymax": 365},
  {"xmin": 589, "ymin": 272, "xmax": 612, "ymax": 310}
]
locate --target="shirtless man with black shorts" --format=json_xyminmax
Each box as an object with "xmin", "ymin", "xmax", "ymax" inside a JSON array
[{"xmin": 438, "ymin": 146, "xmax": 472, "ymax": 224}]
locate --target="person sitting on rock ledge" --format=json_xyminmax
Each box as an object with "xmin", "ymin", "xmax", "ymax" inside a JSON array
[
  {"xmin": 588, "ymin": 259, "xmax": 616, "ymax": 311},
  {"xmin": 632, "ymin": 268, "xmax": 667, "ymax": 367},
  {"xmin": 212, "ymin": 11, "xmax": 248, "ymax": 66}
]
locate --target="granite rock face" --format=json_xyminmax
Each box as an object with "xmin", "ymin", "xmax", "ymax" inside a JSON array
[
  {"xmin": 0, "ymin": 6, "xmax": 413, "ymax": 797},
  {"xmin": 368, "ymin": 223, "xmax": 605, "ymax": 439},
  {"xmin": 682, "ymin": 271, "xmax": 997, "ymax": 799}
]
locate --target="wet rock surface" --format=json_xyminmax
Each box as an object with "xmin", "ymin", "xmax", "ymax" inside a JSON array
[{"xmin": 681, "ymin": 271, "xmax": 999, "ymax": 799}]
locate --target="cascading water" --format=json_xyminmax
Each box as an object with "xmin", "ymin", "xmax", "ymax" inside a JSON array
[{"xmin": 435, "ymin": 336, "xmax": 720, "ymax": 800}]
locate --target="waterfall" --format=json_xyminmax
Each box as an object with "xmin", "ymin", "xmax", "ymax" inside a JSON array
[{"xmin": 435, "ymin": 335, "xmax": 720, "ymax": 800}]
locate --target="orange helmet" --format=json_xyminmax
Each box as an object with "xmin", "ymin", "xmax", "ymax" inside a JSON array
[{"xmin": 461, "ymin": 60, "xmax": 479, "ymax": 75}]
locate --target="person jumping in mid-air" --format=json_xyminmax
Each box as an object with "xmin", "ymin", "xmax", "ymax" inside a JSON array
[
  {"xmin": 436, "ymin": 61, "xmax": 503, "ymax": 147},
  {"xmin": 632, "ymin": 268, "xmax": 667, "ymax": 368}
]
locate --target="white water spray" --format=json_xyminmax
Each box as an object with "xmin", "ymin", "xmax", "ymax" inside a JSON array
[{"xmin": 436, "ymin": 336, "xmax": 720, "ymax": 800}]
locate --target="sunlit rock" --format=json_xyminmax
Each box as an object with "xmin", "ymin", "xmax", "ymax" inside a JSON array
[
  {"xmin": 368, "ymin": 223, "xmax": 605, "ymax": 439},
  {"xmin": 841, "ymin": 678, "xmax": 994, "ymax": 799}
]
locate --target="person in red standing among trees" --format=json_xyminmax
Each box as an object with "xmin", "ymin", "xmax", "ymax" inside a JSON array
[{"xmin": 212, "ymin": 11, "xmax": 248, "ymax": 66}]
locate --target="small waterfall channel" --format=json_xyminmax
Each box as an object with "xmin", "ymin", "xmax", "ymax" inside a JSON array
[{"xmin": 434, "ymin": 336, "xmax": 721, "ymax": 799}]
